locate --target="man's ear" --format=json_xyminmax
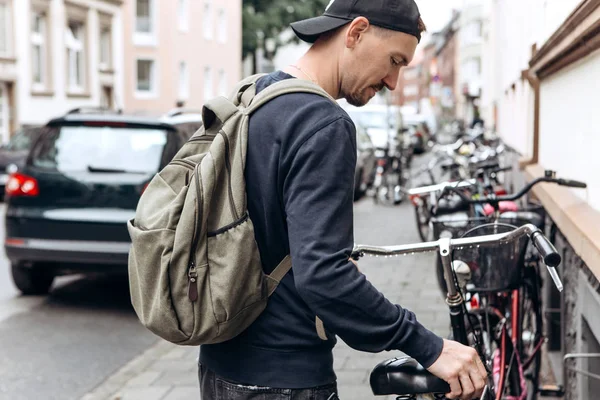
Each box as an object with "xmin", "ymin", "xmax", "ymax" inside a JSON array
[{"xmin": 345, "ymin": 16, "xmax": 370, "ymax": 48}]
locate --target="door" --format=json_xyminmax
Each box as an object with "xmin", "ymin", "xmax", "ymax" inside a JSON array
[{"xmin": 100, "ymin": 85, "xmax": 113, "ymax": 108}]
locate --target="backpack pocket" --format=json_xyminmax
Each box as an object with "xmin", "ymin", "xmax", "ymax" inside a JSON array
[
  {"xmin": 206, "ymin": 213, "xmax": 267, "ymax": 341},
  {"xmin": 127, "ymin": 224, "xmax": 193, "ymax": 342}
]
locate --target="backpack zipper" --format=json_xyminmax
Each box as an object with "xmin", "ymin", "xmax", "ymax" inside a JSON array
[
  {"xmin": 188, "ymin": 135, "xmax": 216, "ymax": 143},
  {"xmin": 188, "ymin": 162, "xmax": 202, "ymax": 302},
  {"xmin": 170, "ymin": 159, "xmax": 196, "ymax": 170},
  {"xmin": 219, "ymin": 131, "xmax": 239, "ymax": 221}
]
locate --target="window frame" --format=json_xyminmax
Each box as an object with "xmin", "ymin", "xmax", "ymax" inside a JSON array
[
  {"xmin": 204, "ymin": 65, "xmax": 213, "ymax": 101},
  {"xmin": 0, "ymin": 0, "xmax": 14, "ymax": 58},
  {"xmin": 203, "ymin": 0, "xmax": 213, "ymax": 40},
  {"xmin": 217, "ymin": 8, "xmax": 226, "ymax": 43},
  {"xmin": 178, "ymin": 0, "xmax": 189, "ymax": 32},
  {"xmin": 178, "ymin": 61, "xmax": 189, "ymax": 100},
  {"xmin": 30, "ymin": 1, "xmax": 52, "ymax": 95},
  {"xmin": 65, "ymin": 20, "xmax": 86, "ymax": 93},
  {"xmin": 135, "ymin": 58, "xmax": 158, "ymax": 99},
  {"xmin": 134, "ymin": 0, "xmax": 158, "ymax": 47},
  {"xmin": 98, "ymin": 13, "xmax": 113, "ymax": 72}
]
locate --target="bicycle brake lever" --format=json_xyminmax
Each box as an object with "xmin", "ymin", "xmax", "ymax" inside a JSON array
[{"xmin": 546, "ymin": 265, "xmax": 564, "ymax": 292}]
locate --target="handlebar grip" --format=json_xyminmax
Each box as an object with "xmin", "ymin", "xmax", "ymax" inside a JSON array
[
  {"xmin": 558, "ymin": 179, "xmax": 587, "ymax": 189},
  {"xmin": 531, "ymin": 232, "xmax": 561, "ymax": 267}
]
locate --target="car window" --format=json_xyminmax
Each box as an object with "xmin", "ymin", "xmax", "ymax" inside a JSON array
[
  {"xmin": 30, "ymin": 125, "xmax": 169, "ymax": 174},
  {"xmin": 6, "ymin": 128, "xmax": 40, "ymax": 151}
]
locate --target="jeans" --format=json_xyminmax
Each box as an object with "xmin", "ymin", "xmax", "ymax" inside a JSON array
[{"xmin": 199, "ymin": 364, "xmax": 340, "ymax": 400}]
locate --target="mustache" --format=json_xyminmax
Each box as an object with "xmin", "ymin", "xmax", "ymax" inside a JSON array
[{"xmin": 371, "ymin": 83, "xmax": 385, "ymax": 92}]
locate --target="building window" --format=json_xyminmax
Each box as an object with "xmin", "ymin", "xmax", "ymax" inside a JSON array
[
  {"xmin": 0, "ymin": 1, "xmax": 12, "ymax": 57},
  {"xmin": 204, "ymin": 66, "xmax": 213, "ymax": 100},
  {"xmin": 31, "ymin": 10, "xmax": 48, "ymax": 90},
  {"xmin": 217, "ymin": 9, "xmax": 226, "ymax": 43},
  {"xmin": 218, "ymin": 69, "xmax": 227, "ymax": 96},
  {"xmin": 99, "ymin": 26, "xmax": 112, "ymax": 71},
  {"xmin": 66, "ymin": 21, "xmax": 86, "ymax": 92},
  {"xmin": 203, "ymin": 0, "xmax": 212, "ymax": 40},
  {"xmin": 137, "ymin": 59, "xmax": 156, "ymax": 94},
  {"xmin": 178, "ymin": 0, "xmax": 188, "ymax": 31},
  {"xmin": 178, "ymin": 61, "xmax": 189, "ymax": 100},
  {"xmin": 136, "ymin": 0, "xmax": 151, "ymax": 33}
]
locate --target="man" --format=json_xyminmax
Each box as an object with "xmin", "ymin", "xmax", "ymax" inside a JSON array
[{"xmin": 199, "ymin": 1, "xmax": 487, "ymax": 399}]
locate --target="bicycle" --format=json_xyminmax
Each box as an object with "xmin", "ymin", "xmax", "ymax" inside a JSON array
[
  {"xmin": 351, "ymin": 223, "xmax": 564, "ymax": 399},
  {"xmin": 411, "ymin": 171, "xmax": 586, "ymax": 399}
]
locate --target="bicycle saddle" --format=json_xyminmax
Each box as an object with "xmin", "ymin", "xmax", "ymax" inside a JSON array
[
  {"xmin": 370, "ymin": 357, "xmax": 450, "ymax": 396},
  {"xmin": 499, "ymin": 211, "xmax": 544, "ymax": 229}
]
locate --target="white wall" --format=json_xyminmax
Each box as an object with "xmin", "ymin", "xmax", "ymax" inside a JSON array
[
  {"xmin": 485, "ymin": 0, "xmax": 584, "ymax": 156},
  {"xmin": 538, "ymin": 49, "xmax": 600, "ymax": 210},
  {"xmin": 14, "ymin": 0, "xmax": 123, "ymax": 126}
]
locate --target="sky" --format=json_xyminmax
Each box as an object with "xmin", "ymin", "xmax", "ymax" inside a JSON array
[{"xmin": 415, "ymin": 0, "xmax": 465, "ymax": 33}]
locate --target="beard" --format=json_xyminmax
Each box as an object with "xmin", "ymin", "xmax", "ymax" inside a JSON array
[{"xmin": 344, "ymin": 83, "xmax": 385, "ymax": 107}]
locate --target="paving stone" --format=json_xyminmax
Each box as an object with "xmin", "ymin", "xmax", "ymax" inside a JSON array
[
  {"xmin": 112, "ymin": 386, "xmax": 171, "ymax": 400},
  {"xmin": 124, "ymin": 371, "xmax": 162, "ymax": 387},
  {"xmin": 161, "ymin": 387, "xmax": 199, "ymax": 400},
  {"xmin": 151, "ymin": 371, "xmax": 198, "ymax": 387}
]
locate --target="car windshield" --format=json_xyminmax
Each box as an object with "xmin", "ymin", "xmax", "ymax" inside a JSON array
[{"xmin": 30, "ymin": 125, "xmax": 168, "ymax": 174}]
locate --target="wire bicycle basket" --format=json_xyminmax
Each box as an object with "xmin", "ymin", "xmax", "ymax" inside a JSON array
[{"xmin": 453, "ymin": 222, "xmax": 529, "ymax": 292}]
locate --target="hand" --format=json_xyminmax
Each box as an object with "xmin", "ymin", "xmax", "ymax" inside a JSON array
[{"xmin": 426, "ymin": 339, "xmax": 487, "ymax": 400}]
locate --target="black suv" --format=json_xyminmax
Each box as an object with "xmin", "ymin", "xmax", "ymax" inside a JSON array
[{"xmin": 4, "ymin": 108, "xmax": 196, "ymax": 295}]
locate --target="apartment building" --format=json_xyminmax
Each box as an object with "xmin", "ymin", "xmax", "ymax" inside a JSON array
[
  {"xmin": 0, "ymin": 0, "xmax": 124, "ymax": 142},
  {"xmin": 123, "ymin": 0, "xmax": 242, "ymax": 114}
]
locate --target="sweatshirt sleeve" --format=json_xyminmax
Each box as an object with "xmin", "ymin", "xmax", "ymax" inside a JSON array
[{"xmin": 283, "ymin": 116, "xmax": 444, "ymax": 368}]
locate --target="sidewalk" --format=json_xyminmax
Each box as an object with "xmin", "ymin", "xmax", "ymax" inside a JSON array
[
  {"xmin": 79, "ymin": 200, "xmax": 558, "ymax": 399},
  {"xmin": 81, "ymin": 260, "xmax": 449, "ymax": 398}
]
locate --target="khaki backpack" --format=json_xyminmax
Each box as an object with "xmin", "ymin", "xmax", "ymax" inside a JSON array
[{"xmin": 127, "ymin": 74, "xmax": 333, "ymax": 345}]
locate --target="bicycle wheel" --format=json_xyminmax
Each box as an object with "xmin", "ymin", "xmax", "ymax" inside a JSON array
[
  {"xmin": 519, "ymin": 267, "xmax": 543, "ymax": 400},
  {"xmin": 413, "ymin": 197, "xmax": 432, "ymax": 242}
]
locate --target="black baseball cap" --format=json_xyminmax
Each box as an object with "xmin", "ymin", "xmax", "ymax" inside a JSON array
[{"xmin": 291, "ymin": 0, "xmax": 422, "ymax": 43}]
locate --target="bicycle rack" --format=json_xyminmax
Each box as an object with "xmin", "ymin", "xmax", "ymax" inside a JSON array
[
  {"xmin": 564, "ymin": 353, "xmax": 600, "ymax": 381},
  {"xmin": 538, "ymin": 353, "xmax": 600, "ymax": 397}
]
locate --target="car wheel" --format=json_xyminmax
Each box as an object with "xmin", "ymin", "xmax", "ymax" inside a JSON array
[{"xmin": 11, "ymin": 262, "xmax": 55, "ymax": 295}]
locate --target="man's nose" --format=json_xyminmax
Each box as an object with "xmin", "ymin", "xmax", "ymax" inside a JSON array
[{"xmin": 383, "ymin": 71, "xmax": 399, "ymax": 91}]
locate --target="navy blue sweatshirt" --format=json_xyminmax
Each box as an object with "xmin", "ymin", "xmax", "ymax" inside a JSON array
[{"xmin": 200, "ymin": 71, "xmax": 443, "ymax": 388}]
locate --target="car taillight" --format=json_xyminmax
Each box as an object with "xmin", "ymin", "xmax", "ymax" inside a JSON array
[
  {"xmin": 415, "ymin": 131, "xmax": 423, "ymax": 138},
  {"xmin": 5, "ymin": 173, "xmax": 40, "ymax": 197},
  {"xmin": 140, "ymin": 182, "xmax": 150, "ymax": 195},
  {"xmin": 377, "ymin": 159, "xmax": 387, "ymax": 167}
]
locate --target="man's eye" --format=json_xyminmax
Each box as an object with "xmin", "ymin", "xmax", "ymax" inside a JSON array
[{"xmin": 391, "ymin": 58, "xmax": 400, "ymax": 66}]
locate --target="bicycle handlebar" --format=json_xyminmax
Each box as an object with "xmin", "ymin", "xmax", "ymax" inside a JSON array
[
  {"xmin": 407, "ymin": 179, "xmax": 476, "ymax": 196},
  {"xmin": 351, "ymin": 223, "xmax": 564, "ymax": 292},
  {"xmin": 442, "ymin": 175, "xmax": 587, "ymax": 205}
]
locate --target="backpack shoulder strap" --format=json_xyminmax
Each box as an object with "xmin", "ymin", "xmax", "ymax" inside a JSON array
[
  {"xmin": 246, "ymin": 79, "xmax": 336, "ymax": 114},
  {"xmin": 265, "ymin": 255, "xmax": 327, "ymax": 341}
]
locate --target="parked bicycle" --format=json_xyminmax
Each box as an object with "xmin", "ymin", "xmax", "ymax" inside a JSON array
[
  {"xmin": 405, "ymin": 171, "xmax": 586, "ymax": 399},
  {"xmin": 351, "ymin": 223, "xmax": 564, "ymax": 399}
]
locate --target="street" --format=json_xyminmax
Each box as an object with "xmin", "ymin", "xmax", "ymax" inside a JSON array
[{"xmin": 0, "ymin": 185, "xmax": 450, "ymax": 400}]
